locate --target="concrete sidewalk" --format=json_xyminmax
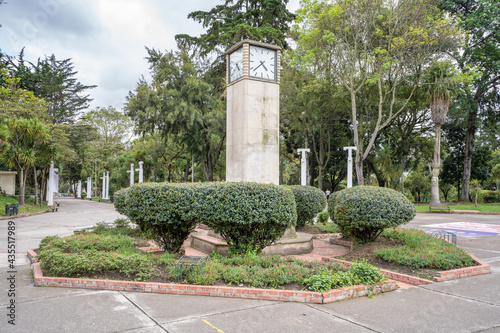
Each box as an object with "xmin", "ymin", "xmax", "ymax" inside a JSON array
[{"xmin": 1, "ymin": 199, "xmax": 500, "ymax": 332}]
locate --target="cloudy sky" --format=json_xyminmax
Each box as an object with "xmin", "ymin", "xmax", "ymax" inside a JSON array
[{"xmin": 0, "ymin": 0, "xmax": 300, "ymax": 113}]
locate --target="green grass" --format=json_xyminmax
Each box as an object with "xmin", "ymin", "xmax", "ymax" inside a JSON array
[
  {"xmin": 0, "ymin": 195, "xmax": 49, "ymax": 216},
  {"xmin": 415, "ymin": 203, "xmax": 500, "ymax": 213}
]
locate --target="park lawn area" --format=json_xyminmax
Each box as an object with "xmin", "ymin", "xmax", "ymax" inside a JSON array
[
  {"xmin": 0, "ymin": 195, "xmax": 49, "ymax": 216},
  {"xmin": 415, "ymin": 203, "xmax": 500, "ymax": 213}
]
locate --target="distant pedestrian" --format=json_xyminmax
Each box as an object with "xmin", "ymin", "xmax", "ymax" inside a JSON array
[{"xmin": 325, "ymin": 189, "xmax": 330, "ymax": 199}]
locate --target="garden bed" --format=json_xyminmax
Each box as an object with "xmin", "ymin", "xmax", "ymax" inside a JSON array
[{"xmin": 29, "ymin": 223, "xmax": 490, "ymax": 303}]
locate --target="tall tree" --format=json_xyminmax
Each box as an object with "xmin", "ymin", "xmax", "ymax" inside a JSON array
[
  {"xmin": 425, "ymin": 61, "xmax": 459, "ymax": 204},
  {"xmin": 295, "ymin": 0, "xmax": 461, "ymax": 185},
  {"xmin": 5, "ymin": 50, "xmax": 96, "ymax": 124},
  {"xmin": 177, "ymin": 0, "xmax": 295, "ymax": 54},
  {"xmin": 439, "ymin": 0, "xmax": 500, "ymax": 201},
  {"xmin": 176, "ymin": 0, "xmax": 295, "ymax": 91},
  {"xmin": 126, "ymin": 48, "xmax": 226, "ymax": 181},
  {"xmin": 0, "ymin": 69, "xmax": 49, "ymax": 121},
  {"xmin": 0, "ymin": 118, "xmax": 48, "ymax": 205}
]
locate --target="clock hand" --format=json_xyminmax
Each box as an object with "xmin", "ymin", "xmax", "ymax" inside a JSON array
[
  {"xmin": 260, "ymin": 61, "xmax": 268, "ymax": 71},
  {"xmin": 253, "ymin": 62, "xmax": 263, "ymax": 71},
  {"xmin": 235, "ymin": 63, "xmax": 241, "ymax": 71}
]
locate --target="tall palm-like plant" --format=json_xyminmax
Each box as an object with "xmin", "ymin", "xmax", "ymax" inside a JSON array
[
  {"xmin": 425, "ymin": 62, "xmax": 459, "ymax": 204},
  {"xmin": 0, "ymin": 118, "xmax": 48, "ymax": 205}
]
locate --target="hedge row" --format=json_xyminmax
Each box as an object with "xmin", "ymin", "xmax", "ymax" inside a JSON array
[
  {"xmin": 480, "ymin": 190, "xmax": 500, "ymax": 203},
  {"xmin": 114, "ymin": 182, "xmax": 297, "ymax": 254},
  {"xmin": 329, "ymin": 186, "xmax": 415, "ymax": 243}
]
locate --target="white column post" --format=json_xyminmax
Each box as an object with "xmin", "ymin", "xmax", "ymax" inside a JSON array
[
  {"xmin": 87, "ymin": 177, "xmax": 92, "ymax": 199},
  {"xmin": 343, "ymin": 146, "xmax": 357, "ymax": 188},
  {"xmin": 136, "ymin": 161, "xmax": 144, "ymax": 183},
  {"xmin": 127, "ymin": 164, "xmax": 134, "ymax": 187},
  {"xmin": 297, "ymin": 149, "xmax": 311, "ymax": 186},
  {"xmin": 77, "ymin": 180, "xmax": 82, "ymax": 198},
  {"xmin": 106, "ymin": 171, "xmax": 110, "ymax": 199},
  {"xmin": 47, "ymin": 161, "xmax": 54, "ymax": 206}
]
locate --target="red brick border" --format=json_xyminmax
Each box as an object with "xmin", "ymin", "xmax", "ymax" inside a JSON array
[
  {"xmin": 432, "ymin": 254, "xmax": 490, "ymax": 282},
  {"xmin": 323, "ymin": 250, "xmax": 490, "ymax": 286},
  {"xmin": 31, "ymin": 262, "xmax": 397, "ymax": 304}
]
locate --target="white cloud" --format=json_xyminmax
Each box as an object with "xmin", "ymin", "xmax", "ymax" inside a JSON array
[{"xmin": 0, "ymin": 0, "xmax": 301, "ymax": 112}]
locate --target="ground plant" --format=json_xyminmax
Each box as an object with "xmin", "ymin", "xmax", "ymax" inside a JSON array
[
  {"xmin": 375, "ymin": 229, "xmax": 476, "ymax": 270},
  {"xmin": 36, "ymin": 225, "xmax": 388, "ymax": 292}
]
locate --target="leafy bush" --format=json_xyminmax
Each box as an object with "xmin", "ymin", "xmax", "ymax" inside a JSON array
[
  {"xmin": 318, "ymin": 211, "xmax": 329, "ymax": 225},
  {"xmin": 113, "ymin": 188, "xmax": 131, "ymax": 216},
  {"xmin": 480, "ymin": 190, "xmax": 500, "ymax": 203},
  {"xmin": 287, "ymin": 186, "xmax": 327, "ymax": 228},
  {"xmin": 329, "ymin": 186, "xmax": 415, "ymax": 243},
  {"xmin": 114, "ymin": 182, "xmax": 297, "ymax": 255},
  {"xmin": 304, "ymin": 261, "xmax": 385, "ymax": 292},
  {"xmin": 195, "ymin": 182, "xmax": 297, "ymax": 255},
  {"xmin": 124, "ymin": 183, "xmax": 199, "ymax": 253}
]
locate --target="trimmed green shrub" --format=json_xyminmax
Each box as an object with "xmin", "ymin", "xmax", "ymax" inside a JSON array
[
  {"xmin": 114, "ymin": 182, "xmax": 297, "ymax": 255},
  {"xmin": 287, "ymin": 185, "xmax": 327, "ymax": 228},
  {"xmin": 195, "ymin": 182, "xmax": 297, "ymax": 255},
  {"xmin": 329, "ymin": 186, "xmax": 415, "ymax": 243},
  {"xmin": 113, "ymin": 188, "xmax": 131, "ymax": 216},
  {"xmin": 480, "ymin": 190, "xmax": 500, "ymax": 203},
  {"xmin": 124, "ymin": 183, "xmax": 199, "ymax": 253}
]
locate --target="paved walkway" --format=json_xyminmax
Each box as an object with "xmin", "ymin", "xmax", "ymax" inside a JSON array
[{"xmin": 1, "ymin": 198, "xmax": 499, "ymax": 332}]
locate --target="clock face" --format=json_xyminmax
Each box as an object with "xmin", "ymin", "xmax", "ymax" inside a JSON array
[
  {"xmin": 249, "ymin": 45, "xmax": 276, "ymax": 80},
  {"xmin": 229, "ymin": 47, "xmax": 243, "ymax": 83}
]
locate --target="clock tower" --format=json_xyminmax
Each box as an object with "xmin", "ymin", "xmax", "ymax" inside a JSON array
[{"xmin": 226, "ymin": 40, "xmax": 281, "ymax": 184}]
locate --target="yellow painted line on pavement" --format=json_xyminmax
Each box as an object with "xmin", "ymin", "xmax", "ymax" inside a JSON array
[{"xmin": 202, "ymin": 319, "xmax": 225, "ymax": 333}]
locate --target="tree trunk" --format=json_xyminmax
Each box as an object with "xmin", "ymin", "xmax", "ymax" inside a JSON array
[
  {"xmin": 18, "ymin": 168, "xmax": 25, "ymax": 206},
  {"xmin": 461, "ymin": 109, "xmax": 477, "ymax": 202},
  {"xmin": 355, "ymin": 152, "xmax": 364, "ymax": 186},
  {"xmin": 203, "ymin": 150, "xmax": 214, "ymax": 181},
  {"xmin": 430, "ymin": 123, "xmax": 441, "ymax": 204},
  {"xmin": 34, "ymin": 166, "xmax": 39, "ymax": 206},
  {"xmin": 184, "ymin": 159, "xmax": 190, "ymax": 182}
]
